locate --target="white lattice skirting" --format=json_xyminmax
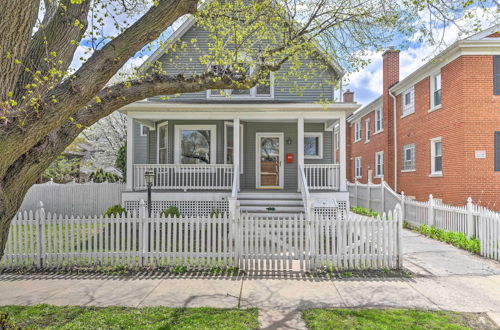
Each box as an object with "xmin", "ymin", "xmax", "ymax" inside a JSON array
[{"xmin": 124, "ymin": 200, "xmax": 229, "ymax": 217}]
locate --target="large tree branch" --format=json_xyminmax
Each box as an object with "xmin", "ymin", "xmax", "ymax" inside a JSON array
[
  {"xmin": 14, "ymin": 0, "xmax": 92, "ymax": 100},
  {"xmin": 0, "ymin": 0, "xmax": 40, "ymax": 100},
  {"xmin": 1, "ymin": 0, "xmax": 198, "ymax": 177}
]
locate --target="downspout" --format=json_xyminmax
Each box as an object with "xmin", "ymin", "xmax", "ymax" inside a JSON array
[{"xmin": 389, "ymin": 90, "xmax": 398, "ymax": 192}]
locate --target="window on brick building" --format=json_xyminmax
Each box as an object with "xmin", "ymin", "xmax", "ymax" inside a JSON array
[
  {"xmin": 365, "ymin": 119, "xmax": 371, "ymax": 142},
  {"xmin": 430, "ymin": 72, "xmax": 442, "ymax": 109},
  {"xmin": 375, "ymin": 108, "xmax": 383, "ymax": 133},
  {"xmin": 375, "ymin": 151, "xmax": 384, "ymax": 178},
  {"xmin": 495, "ymin": 132, "xmax": 500, "ymax": 171},
  {"xmin": 402, "ymin": 86, "xmax": 415, "ymax": 116},
  {"xmin": 354, "ymin": 120, "xmax": 361, "ymax": 142},
  {"xmin": 355, "ymin": 157, "xmax": 362, "ymax": 178},
  {"xmin": 430, "ymin": 137, "xmax": 442, "ymax": 176},
  {"xmin": 402, "ymin": 144, "xmax": 416, "ymax": 171},
  {"xmin": 494, "ymin": 56, "xmax": 500, "ymax": 95}
]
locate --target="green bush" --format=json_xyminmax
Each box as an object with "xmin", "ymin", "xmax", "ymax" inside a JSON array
[
  {"xmin": 103, "ymin": 205, "xmax": 127, "ymax": 217},
  {"xmin": 350, "ymin": 206, "xmax": 380, "ymax": 218},
  {"xmin": 415, "ymin": 224, "xmax": 480, "ymax": 254},
  {"xmin": 89, "ymin": 169, "xmax": 120, "ymax": 183},
  {"xmin": 0, "ymin": 312, "xmax": 17, "ymax": 330},
  {"xmin": 160, "ymin": 206, "xmax": 181, "ymax": 218},
  {"xmin": 210, "ymin": 208, "xmax": 222, "ymax": 218}
]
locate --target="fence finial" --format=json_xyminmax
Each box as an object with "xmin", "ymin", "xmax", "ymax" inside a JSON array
[
  {"xmin": 38, "ymin": 200, "xmax": 44, "ymax": 209},
  {"xmin": 467, "ymin": 197, "xmax": 473, "ymax": 204}
]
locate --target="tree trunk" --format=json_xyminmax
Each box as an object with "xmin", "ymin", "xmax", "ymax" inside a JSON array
[{"xmin": 0, "ymin": 189, "xmax": 26, "ymax": 262}]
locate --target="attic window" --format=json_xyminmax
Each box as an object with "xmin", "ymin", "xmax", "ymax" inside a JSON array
[{"xmin": 208, "ymin": 65, "xmax": 273, "ymax": 99}]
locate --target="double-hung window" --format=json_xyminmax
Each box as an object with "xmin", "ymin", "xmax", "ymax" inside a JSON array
[
  {"xmin": 375, "ymin": 151, "xmax": 384, "ymax": 178},
  {"xmin": 304, "ymin": 132, "xmax": 323, "ymax": 159},
  {"xmin": 174, "ymin": 125, "xmax": 217, "ymax": 164},
  {"xmin": 430, "ymin": 72, "xmax": 442, "ymax": 109},
  {"xmin": 402, "ymin": 143, "xmax": 416, "ymax": 171},
  {"xmin": 139, "ymin": 124, "xmax": 148, "ymax": 137},
  {"xmin": 365, "ymin": 119, "xmax": 371, "ymax": 142},
  {"xmin": 402, "ymin": 86, "xmax": 415, "ymax": 116},
  {"xmin": 354, "ymin": 120, "xmax": 361, "ymax": 142},
  {"xmin": 430, "ymin": 137, "xmax": 442, "ymax": 176},
  {"xmin": 355, "ymin": 157, "xmax": 362, "ymax": 178},
  {"xmin": 208, "ymin": 64, "xmax": 273, "ymax": 99},
  {"xmin": 375, "ymin": 108, "xmax": 383, "ymax": 133}
]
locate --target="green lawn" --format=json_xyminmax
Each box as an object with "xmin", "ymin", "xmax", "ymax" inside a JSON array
[
  {"xmin": 0, "ymin": 305, "xmax": 259, "ymax": 329},
  {"xmin": 301, "ymin": 309, "xmax": 492, "ymax": 330}
]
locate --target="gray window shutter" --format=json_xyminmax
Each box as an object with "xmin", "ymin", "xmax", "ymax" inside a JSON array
[
  {"xmin": 494, "ymin": 56, "xmax": 500, "ymax": 95},
  {"xmin": 495, "ymin": 132, "xmax": 500, "ymax": 171}
]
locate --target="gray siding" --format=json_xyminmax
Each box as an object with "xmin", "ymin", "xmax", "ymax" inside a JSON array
[
  {"xmin": 133, "ymin": 121, "xmax": 148, "ymax": 164},
  {"xmin": 139, "ymin": 120, "xmax": 334, "ymax": 190},
  {"xmin": 149, "ymin": 24, "xmax": 335, "ymax": 103}
]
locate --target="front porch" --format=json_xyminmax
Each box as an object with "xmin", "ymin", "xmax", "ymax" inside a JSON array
[{"xmin": 121, "ymin": 103, "xmax": 353, "ymax": 217}]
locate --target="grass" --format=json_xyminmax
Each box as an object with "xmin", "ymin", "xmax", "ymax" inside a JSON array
[
  {"xmin": 301, "ymin": 308, "xmax": 493, "ymax": 330},
  {"xmin": 0, "ymin": 305, "xmax": 259, "ymax": 329}
]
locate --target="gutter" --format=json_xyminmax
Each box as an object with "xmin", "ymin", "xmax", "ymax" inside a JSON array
[{"xmin": 389, "ymin": 90, "xmax": 397, "ymax": 191}]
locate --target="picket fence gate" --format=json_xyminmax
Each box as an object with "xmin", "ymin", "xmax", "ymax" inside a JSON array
[
  {"xmin": 1, "ymin": 202, "xmax": 403, "ymax": 271},
  {"xmin": 348, "ymin": 180, "xmax": 500, "ymax": 261}
]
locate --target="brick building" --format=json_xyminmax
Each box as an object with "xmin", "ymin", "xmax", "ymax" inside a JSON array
[{"xmin": 347, "ymin": 26, "xmax": 500, "ymax": 210}]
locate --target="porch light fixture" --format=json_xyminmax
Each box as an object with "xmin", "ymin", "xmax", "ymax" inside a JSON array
[
  {"xmin": 144, "ymin": 170, "xmax": 155, "ymax": 217},
  {"xmin": 286, "ymin": 137, "xmax": 293, "ymax": 145}
]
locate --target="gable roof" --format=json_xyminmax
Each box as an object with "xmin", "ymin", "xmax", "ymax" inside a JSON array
[
  {"xmin": 141, "ymin": 14, "xmax": 345, "ymax": 78},
  {"xmin": 347, "ymin": 96, "xmax": 382, "ymax": 123}
]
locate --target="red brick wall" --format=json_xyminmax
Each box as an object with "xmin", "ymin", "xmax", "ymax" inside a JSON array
[{"xmin": 396, "ymin": 55, "xmax": 500, "ymax": 210}]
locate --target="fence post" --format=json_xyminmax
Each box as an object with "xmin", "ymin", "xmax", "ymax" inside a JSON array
[
  {"xmin": 395, "ymin": 203, "xmax": 403, "ymax": 269},
  {"xmin": 380, "ymin": 179, "xmax": 385, "ymax": 214},
  {"xmin": 139, "ymin": 199, "xmax": 146, "ymax": 267},
  {"xmin": 354, "ymin": 179, "xmax": 359, "ymax": 207},
  {"xmin": 367, "ymin": 180, "xmax": 371, "ymax": 210},
  {"xmin": 466, "ymin": 197, "xmax": 475, "ymax": 238},
  {"xmin": 428, "ymin": 194, "xmax": 435, "ymax": 227},
  {"xmin": 36, "ymin": 201, "xmax": 45, "ymax": 268},
  {"xmin": 400, "ymin": 191, "xmax": 406, "ymax": 221}
]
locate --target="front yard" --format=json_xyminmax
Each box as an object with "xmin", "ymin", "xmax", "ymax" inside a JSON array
[{"xmin": 1, "ymin": 305, "xmax": 496, "ymax": 329}]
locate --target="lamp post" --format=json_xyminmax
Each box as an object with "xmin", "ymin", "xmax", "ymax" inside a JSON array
[{"xmin": 145, "ymin": 170, "xmax": 154, "ymax": 217}]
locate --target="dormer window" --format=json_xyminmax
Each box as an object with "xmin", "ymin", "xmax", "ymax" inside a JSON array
[{"xmin": 208, "ymin": 64, "xmax": 273, "ymax": 99}]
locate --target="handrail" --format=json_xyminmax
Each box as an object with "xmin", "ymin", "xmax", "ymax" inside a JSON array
[
  {"xmin": 299, "ymin": 164, "xmax": 312, "ymax": 216},
  {"xmin": 231, "ymin": 164, "xmax": 239, "ymax": 199}
]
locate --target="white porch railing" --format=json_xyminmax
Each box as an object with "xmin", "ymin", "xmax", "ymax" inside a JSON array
[
  {"xmin": 304, "ymin": 164, "xmax": 340, "ymax": 190},
  {"xmin": 133, "ymin": 164, "xmax": 234, "ymax": 190}
]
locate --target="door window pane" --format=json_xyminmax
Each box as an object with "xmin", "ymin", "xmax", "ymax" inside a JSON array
[{"xmin": 260, "ymin": 137, "xmax": 280, "ymax": 186}]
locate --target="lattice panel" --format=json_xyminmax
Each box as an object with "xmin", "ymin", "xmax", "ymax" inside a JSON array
[
  {"xmin": 124, "ymin": 200, "xmax": 229, "ymax": 217},
  {"xmin": 314, "ymin": 201, "xmax": 348, "ymax": 220}
]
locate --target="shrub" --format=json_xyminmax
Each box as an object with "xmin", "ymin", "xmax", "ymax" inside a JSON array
[
  {"xmin": 103, "ymin": 204, "xmax": 127, "ymax": 217},
  {"xmin": 0, "ymin": 312, "xmax": 18, "ymax": 330},
  {"xmin": 210, "ymin": 208, "xmax": 222, "ymax": 218},
  {"xmin": 160, "ymin": 206, "xmax": 181, "ymax": 218},
  {"xmin": 415, "ymin": 224, "xmax": 480, "ymax": 254},
  {"xmin": 89, "ymin": 168, "xmax": 120, "ymax": 183},
  {"xmin": 351, "ymin": 206, "xmax": 380, "ymax": 218}
]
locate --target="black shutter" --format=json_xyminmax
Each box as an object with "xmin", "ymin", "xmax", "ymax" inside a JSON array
[
  {"xmin": 495, "ymin": 132, "xmax": 500, "ymax": 171},
  {"xmin": 494, "ymin": 56, "xmax": 500, "ymax": 95}
]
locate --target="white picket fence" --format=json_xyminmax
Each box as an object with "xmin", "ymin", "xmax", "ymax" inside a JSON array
[
  {"xmin": 1, "ymin": 202, "xmax": 403, "ymax": 271},
  {"xmin": 19, "ymin": 181, "xmax": 126, "ymax": 216},
  {"xmin": 348, "ymin": 180, "xmax": 500, "ymax": 261}
]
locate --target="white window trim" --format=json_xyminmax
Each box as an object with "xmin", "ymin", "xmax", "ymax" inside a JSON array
[
  {"xmin": 401, "ymin": 86, "xmax": 415, "ymax": 118},
  {"xmin": 207, "ymin": 71, "xmax": 274, "ymax": 99},
  {"xmin": 430, "ymin": 137, "xmax": 442, "ymax": 177},
  {"xmin": 224, "ymin": 121, "xmax": 244, "ymax": 173},
  {"xmin": 174, "ymin": 125, "xmax": 217, "ymax": 164},
  {"xmin": 304, "ymin": 132, "xmax": 323, "ymax": 159},
  {"xmin": 156, "ymin": 121, "xmax": 169, "ymax": 164},
  {"xmin": 402, "ymin": 143, "xmax": 416, "ymax": 172},
  {"xmin": 355, "ymin": 156, "xmax": 362, "ymax": 179},
  {"xmin": 429, "ymin": 72, "xmax": 442, "ymax": 112},
  {"xmin": 365, "ymin": 119, "xmax": 371, "ymax": 143},
  {"xmin": 139, "ymin": 124, "xmax": 147, "ymax": 137},
  {"xmin": 375, "ymin": 151, "xmax": 384, "ymax": 178},
  {"xmin": 334, "ymin": 131, "xmax": 339, "ymax": 150},
  {"xmin": 354, "ymin": 120, "xmax": 361, "ymax": 142},
  {"xmin": 374, "ymin": 108, "xmax": 383, "ymax": 134}
]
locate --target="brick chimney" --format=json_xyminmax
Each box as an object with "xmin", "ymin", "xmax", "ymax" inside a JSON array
[
  {"xmin": 343, "ymin": 89, "xmax": 354, "ymax": 103},
  {"xmin": 382, "ymin": 48, "xmax": 399, "ymax": 189}
]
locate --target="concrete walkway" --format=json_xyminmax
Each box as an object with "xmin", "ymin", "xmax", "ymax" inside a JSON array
[{"xmin": 0, "ymin": 230, "xmax": 499, "ymax": 329}]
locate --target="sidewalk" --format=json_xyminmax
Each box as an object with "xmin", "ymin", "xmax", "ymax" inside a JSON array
[{"xmin": 1, "ymin": 230, "xmax": 499, "ymax": 328}]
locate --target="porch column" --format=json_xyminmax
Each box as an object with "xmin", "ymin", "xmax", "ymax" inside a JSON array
[
  {"xmin": 126, "ymin": 116, "xmax": 134, "ymax": 191},
  {"xmin": 233, "ymin": 117, "xmax": 240, "ymax": 191},
  {"xmin": 339, "ymin": 116, "xmax": 347, "ymax": 191},
  {"xmin": 297, "ymin": 117, "xmax": 304, "ymax": 191}
]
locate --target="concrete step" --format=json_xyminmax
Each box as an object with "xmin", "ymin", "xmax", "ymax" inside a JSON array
[
  {"xmin": 243, "ymin": 212, "xmax": 305, "ymax": 218},
  {"xmin": 240, "ymin": 205, "xmax": 304, "ymax": 213},
  {"xmin": 239, "ymin": 199, "xmax": 303, "ymax": 206},
  {"xmin": 238, "ymin": 192, "xmax": 301, "ymax": 200}
]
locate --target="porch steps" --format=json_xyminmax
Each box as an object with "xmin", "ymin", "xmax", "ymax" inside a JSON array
[{"xmin": 238, "ymin": 192, "xmax": 305, "ymax": 217}]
